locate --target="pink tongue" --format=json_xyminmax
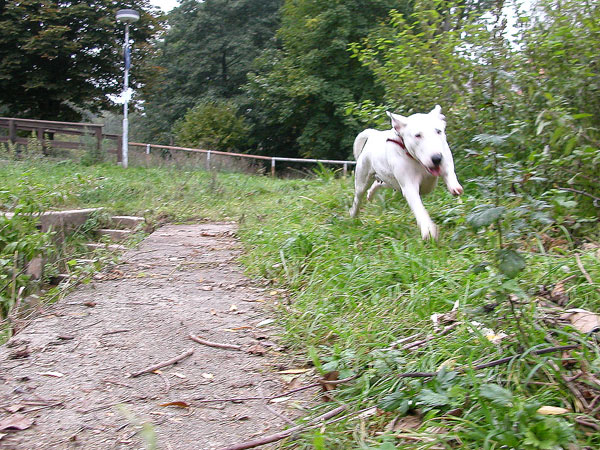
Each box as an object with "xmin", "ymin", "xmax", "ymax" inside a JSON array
[{"xmin": 429, "ymin": 167, "xmax": 441, "ymax": 177}]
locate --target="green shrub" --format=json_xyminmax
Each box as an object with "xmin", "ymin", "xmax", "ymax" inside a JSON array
[{"xmin": 172, "ymin": 99, "xmax": 251, "ymax": 152}]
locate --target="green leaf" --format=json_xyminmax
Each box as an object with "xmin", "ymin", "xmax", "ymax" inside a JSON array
[
  {"xmin": 466, "ymin": 206, "xmax": 506, "ymax": 230},
  {"xmin": 416, "ymin": 389, "xmax": 450, "ymax": 408},
  {"xmin": 497, "ymin": 249, "xmax": 526, "ymax": 278},
  {"xmin": 379, "ymin": 391, "xmax": 409, "ymax": 412},
  {"xmin": 479, "ymin": 383, "xmax": 513, "ymax": 407}
]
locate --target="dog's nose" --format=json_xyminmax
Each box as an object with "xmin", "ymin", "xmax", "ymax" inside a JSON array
[{"xmin": 431, "ymin": 153, "xmax": 443, "ymax": 166}]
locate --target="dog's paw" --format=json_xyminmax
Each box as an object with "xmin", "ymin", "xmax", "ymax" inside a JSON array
[
  {"xmin": 420, "ymin": 222, "xmax": 438, "ymax": 240},
  {"xmin": 448, "ymin": 184, "xmax": 463, "ymax": 196}
]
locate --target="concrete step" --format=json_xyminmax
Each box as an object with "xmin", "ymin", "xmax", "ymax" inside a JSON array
[
  {"xmin": 86, "ymin": 243, "xmax": 128, "ymax": 252},
  {"xmin": 98, "ymin": 229, "xmax": 133, "ymax": 242},
  {"xmin": 1, "ymin": 208, "xmax": 104, "ymax": 233},
  {"xmin": 110, "ymin": 215, "xmax": 145, "ymax": 229}
]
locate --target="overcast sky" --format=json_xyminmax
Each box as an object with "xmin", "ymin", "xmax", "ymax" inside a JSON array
[{"xmin": 150, "ymin": 0, "xmax": 179, "ymax": 12}]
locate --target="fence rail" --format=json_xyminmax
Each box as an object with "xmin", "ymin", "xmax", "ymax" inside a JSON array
[
  {"xmin": 0, "ymin": 117, "xmax": 356, "ymax": 176},
  {"xmin": 129, "ymin": 142, "xmax": 356, "ymax": 176}
]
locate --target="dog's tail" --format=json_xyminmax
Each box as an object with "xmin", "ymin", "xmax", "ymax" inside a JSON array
[{"xmin": 353, "ymin": 129, "xmax": 373, "ymax": 160}]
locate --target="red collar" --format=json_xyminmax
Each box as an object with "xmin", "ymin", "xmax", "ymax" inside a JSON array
[{"xmin": 387, "ymin": 137, "xmax": 414, "ymax": 160}]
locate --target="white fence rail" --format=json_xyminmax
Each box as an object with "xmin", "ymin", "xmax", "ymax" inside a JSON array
[{"xmin": 129, "ymin": 142, "xmax": 356, "ymax": 176}]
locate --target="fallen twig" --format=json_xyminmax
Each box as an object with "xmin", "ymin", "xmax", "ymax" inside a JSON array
[
  {"xmin": 575, "ymin": 254, "xmax": 600, "ymax": 294},
  {"xmin": 216, "ymin": 404, "xmax": 348, "ymax": 450},
  {"xmin": 402, "ymin": 323, "xmax": 460, "ymax": 350},
  {"xmin": 102, "ymin": 329, "xmax": 131, "ymax": 336},
  {"xmin": 188, "ymin": 333, "xmax": 242, "ymax": 351},
  {"xmin": 130, "ymin": 348, "xmax": 194, "ymax": 377},
  {"xmin": 397, "ymin": 344, "xmax": 580, "ymax": 379},
  {"xmin": 194, "ymin": 374, "xmax": 358, "ymax": 404}
]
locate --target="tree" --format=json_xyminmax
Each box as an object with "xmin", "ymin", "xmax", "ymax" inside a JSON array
[
  {"xmin": 0, "ymin": 0, "xmax": 161, "ymax": 121},
  {"xmin": 138, "ymin": 0, "xmax": 282, "ymax": 144},
  {"xmin": 243, "ymin": 0, "xmax": 401, "ymax": 159}
]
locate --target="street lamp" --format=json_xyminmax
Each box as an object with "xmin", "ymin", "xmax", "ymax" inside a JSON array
[{"xmin": 116, "ymin": 9, "xmax": 140, "ymax": 168}]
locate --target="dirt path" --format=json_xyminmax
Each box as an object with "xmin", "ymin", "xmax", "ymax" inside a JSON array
[{"xmin": 0, "ymin": 223, "xmax": 307, "ymax": 450}]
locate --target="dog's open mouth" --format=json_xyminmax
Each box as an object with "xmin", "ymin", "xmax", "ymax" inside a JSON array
[{"xmin": 427, "ymin": 166, "xmax": 442, "ymax": 177}]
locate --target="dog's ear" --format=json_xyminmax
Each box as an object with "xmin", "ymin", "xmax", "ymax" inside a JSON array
[
  {"xmin": 386, "ymin": 111, "xmax": 407, "ymax": 133},
  {"xmin": 429, "ymin": 105, "xmax": 446, "ymax": 122}
]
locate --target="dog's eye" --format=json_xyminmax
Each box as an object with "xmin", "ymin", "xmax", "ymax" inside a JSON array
[
  {"xmin": 415, "ymin": 133, "xmax": 422, "ymax": 139},
  {"xmin": 435, "ymin": 129, "xmax": 442, "ymax": 135}
]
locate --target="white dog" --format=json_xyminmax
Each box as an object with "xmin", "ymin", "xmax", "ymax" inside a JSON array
[{"xmin": 349, "ymin": 105, "xmax": 463, "ymax": 240}]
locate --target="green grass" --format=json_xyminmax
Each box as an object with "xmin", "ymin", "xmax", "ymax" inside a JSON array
[{"xmin": 1, "ymin": 159, "xmax": 599, "ymax": 449}]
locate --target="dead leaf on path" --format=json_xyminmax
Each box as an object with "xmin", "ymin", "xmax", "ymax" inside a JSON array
[
  {"xmin": 229, "ymin": 304, "xmax": 238, "ymax": 312},
  {"xmin": 8, "ymin": 348, "xmax": 30, "ymax": 359},
  {"xmin": 171, "ymin": 372, "xmax": 187, "ymax": 379},
  {"xmin": 319, "ymin": 371, "xmax": 339, "ymax": 392},
  {"xmin": 83, "ymin": 301, "xmax": 96, "ymax": 308},
  {"xmin": 537, "ymin": 406, "xmax": 570, "ymax": 415},
  {"xmin": 256, "ymin": 319, "xmax": 274, "ymax": 327},
  {"xmin": 38, "ymin": 371, "xmax": 65, "ymax": 378},
  {"xmin": 561, "ymin": 309, "xmax": 600, "ymax": 334},
  {"xmin": 0, "ymin": 414, "xmax": 34, "ymax": 431},
  {"xmin": 210, "ymin": 309, "xmax": 218, "ymax": 315},
  {"xmin": 0, "ymin": 432, "xmax": 6, "ymax": 440},
  {"xmin": 229, "ymin": 326, "xmax": 253, "ymax": 331},
  {"xmin": 551, "ymin": 279, "xmax": 569, "ymax": 305},
  {"xmin": 199, "ymin": 285, "xmax": 213, "ymax": 291},
  {"xmin": 387, "ymin": 414, "xmax": 422, "ymax": 432},
  {"xmin": 4, "ymin": 404, "xmax": 24, "ymax": 413},
  {"xmin": 159, "ymin": 401, "xmax": 190, "ymax": 408},
  {"xmin": 201, "ymin": 373, "xmax": 214, "ymax": 380},
  {"xmin": 269, "ymin": 396, "xmax": 291, "ymax": 404},
  {"xmin": 247, "ymin": 344, "xmax": 267, "ymax": 356}
]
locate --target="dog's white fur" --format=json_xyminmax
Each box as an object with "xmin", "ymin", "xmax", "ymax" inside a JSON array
[{"xmin": 349, "ymin": 105, "xmax": 463, "ymax": 240}]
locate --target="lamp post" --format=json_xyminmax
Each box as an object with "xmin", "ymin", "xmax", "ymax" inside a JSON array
[{"xmin": 116, "ymin": 9, "xmax": 140, "ymax": 168}]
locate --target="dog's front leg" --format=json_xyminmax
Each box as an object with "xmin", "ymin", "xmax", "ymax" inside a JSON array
[
  {"xmin": 442, "ymin": 163, "xmax": 463, "ymax": 196},
  {"xmin": 401, "ymin": 184, "xmax": 438, "ymax": 240}
]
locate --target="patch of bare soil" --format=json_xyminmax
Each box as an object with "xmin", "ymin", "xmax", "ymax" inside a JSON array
[{"xmin": 0, "ymin": 223, "xmax": 310, "ymax": 449}]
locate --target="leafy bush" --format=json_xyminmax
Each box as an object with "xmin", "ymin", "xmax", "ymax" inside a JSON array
[{"xmin": 172, "ymin": 99, "xmax": 251, "ymax": 152}]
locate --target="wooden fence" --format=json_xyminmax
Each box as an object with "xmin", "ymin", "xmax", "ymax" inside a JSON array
[{"xmin": 0, "ymin": 117, "xmax": 121, "ymax": 160}]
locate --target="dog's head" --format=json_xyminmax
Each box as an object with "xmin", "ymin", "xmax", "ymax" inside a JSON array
[{"xmin": 386, "ymin": 105, "xmax": 451, "ymax": 177}]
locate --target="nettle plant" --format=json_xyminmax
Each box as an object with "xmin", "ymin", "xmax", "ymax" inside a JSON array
[
  {"xmin": 459, "ymin": 132, "xmax": 557, "ymax": 314},
  {"xmin": 0, "ymin": 174, "xmax": 55, "ymax": 319},
  {"xmin": 375, "ymin": 368, "xmax": 575, "ymax": 449}
]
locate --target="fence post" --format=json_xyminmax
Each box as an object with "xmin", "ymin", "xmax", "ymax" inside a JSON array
[
  {"xmin": 146, "ymin": 144, "xmax": 150, "ymax": 154},
  {"xmin": 95, "ymin": 127, "xmax": 102, "ymax": 152},
  {"xmin": 8, "ymin": 119, "xmax": 16, "ymax": 144},
  {"xmin": 206, "ymin": 150, "xmax": 211, "ymax": 170},
  {"xmin": 343, "ymin": 163, "xmax": 348, "ymax": 178},
  {"xmin": 116, "ymin": 135, "xmax": 123, "ymax": 163},
  {"xmin": 271, "ymin": 158, "xmax": 276, "ymax": 177}
]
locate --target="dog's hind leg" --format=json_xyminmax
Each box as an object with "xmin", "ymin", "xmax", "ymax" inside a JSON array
[
  {"xmin": 367, "ymin": 179, "xmax": 391, "ymax": 201},
  {"xmin": 349, "ymin": 163, "xmax": 374, "ymax": 218}
]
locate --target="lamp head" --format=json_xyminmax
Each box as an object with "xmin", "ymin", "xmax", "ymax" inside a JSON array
[{"xmin": 116, "ymin": 9, "xmax": 140, "ymax": 23}]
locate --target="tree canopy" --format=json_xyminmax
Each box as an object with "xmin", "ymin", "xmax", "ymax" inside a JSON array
[
  {"xmin": 137, "ymin": 0, "xmax": 282, "ymax": 144},
  {"xmin": 0, "ymin": 0, "xmax": 161, "ymax": 121}
]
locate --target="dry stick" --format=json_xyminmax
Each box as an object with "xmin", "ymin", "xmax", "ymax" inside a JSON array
[
  {"xmin": 575, "ymin": 254, "xmax": 600, "ymax": 294},
  {"xmin": 102, "ymin": 329, "xmax": 131, "ymax": 335},
  {"xmin": 397, "ymin": 344, "xmax": 580, "ymax": 379},
  {"xmin": 402, "ymin": 322, "xmax": 460, "ymax": 350},
  {"xmin": 130, "ymin": 348, "xmax": 194, "ymax": 378},
  {"xmin": 188, "ymin": 333, "xmax": 242, "ymax": 351},
  {"xmin": 194, "ymin": 374, "xmax": 359, "ymax": 404},
  {"xmin": 216, "ymin": 404, "xmax": 347, "ymax": 450}
]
